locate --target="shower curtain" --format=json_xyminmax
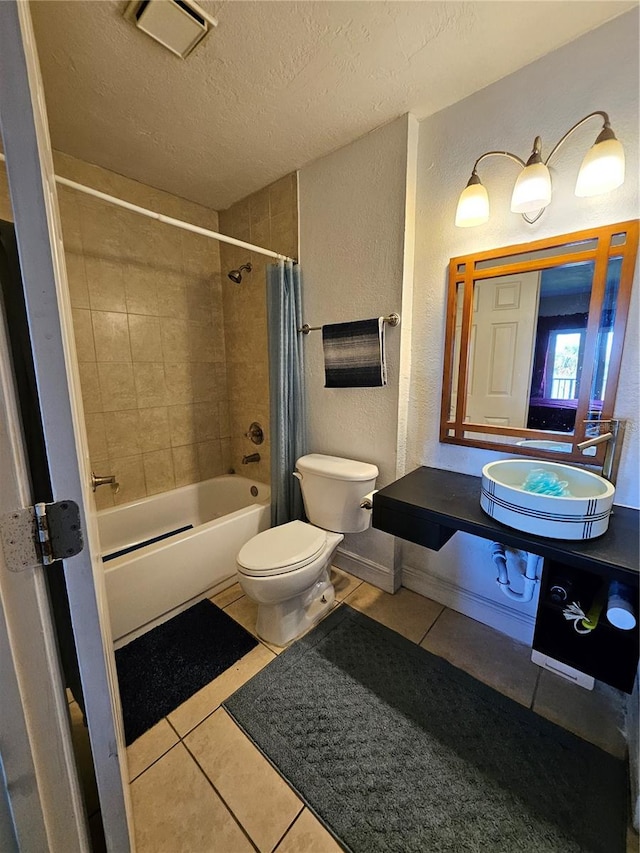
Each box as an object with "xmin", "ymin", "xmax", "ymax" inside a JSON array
[{"xmin": 267, "ymin": 260, "xmax": 306, "ymax": 526}]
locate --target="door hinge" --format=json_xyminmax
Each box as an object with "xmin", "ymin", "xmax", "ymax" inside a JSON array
[{"xmin": 0, "ymin": 501, "xmax": 84, "ymax": 572}]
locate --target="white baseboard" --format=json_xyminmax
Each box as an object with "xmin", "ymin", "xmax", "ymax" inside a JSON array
[
  {"xmin": 401, "ymin": 564, "xmax": 536, "ymax": 644},
  {"xmin": 334, "ymin": 547, "xmax": 397, "ymax": 594}
]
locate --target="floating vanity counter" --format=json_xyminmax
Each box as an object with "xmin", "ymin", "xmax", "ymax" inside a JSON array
[
  {"xmin": 372, "ymin": 467, "xmax": 638, "ymax": 580},
  {"xmin": 373, "ymin": 467, "xmax": 639, "ymax": 691}
]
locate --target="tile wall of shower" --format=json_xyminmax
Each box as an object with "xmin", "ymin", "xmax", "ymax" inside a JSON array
[
  {"xmin": 1, "ymin": 153, "xmax": 229, "ymax": 509},
  {"xmin": 0, "ymin": 155, "xmax": 298, "ymax": 507},
  {"xmin": 218, "ymin": 173, "xmax": 298, "ymax": 485}
]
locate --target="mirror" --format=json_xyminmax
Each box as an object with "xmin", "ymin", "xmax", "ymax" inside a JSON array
[{"xmin": 440, "ymin": 220, "xmax": 638, "ymax": 463}]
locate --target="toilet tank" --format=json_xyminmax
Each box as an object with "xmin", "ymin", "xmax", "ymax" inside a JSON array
[{"xmin": 295, "ymin": 454, "xmax": 379, "ymax": 533}]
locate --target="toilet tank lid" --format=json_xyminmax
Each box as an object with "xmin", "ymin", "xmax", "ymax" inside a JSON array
[{"xmin": 296, "ymin": 454, "xmax": 378, "ymax": 482}]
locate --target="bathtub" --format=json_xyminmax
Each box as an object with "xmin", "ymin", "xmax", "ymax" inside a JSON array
[{"xmin": 99, "ymin": 475, "xmax": 270, "ymax": 643}]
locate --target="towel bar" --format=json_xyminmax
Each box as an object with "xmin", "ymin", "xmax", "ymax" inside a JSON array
[{"xmin": 298, "ymin": 312, "xmax": 400, "ymax": 335}]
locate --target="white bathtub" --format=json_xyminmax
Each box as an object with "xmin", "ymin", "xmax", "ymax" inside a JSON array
[{"xmin": 99, "ymin": 475, "xmax": 270, "ymax": 642}]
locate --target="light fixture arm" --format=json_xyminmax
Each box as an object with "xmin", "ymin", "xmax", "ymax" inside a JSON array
[
  {"xmin": 543, "ymin": 110, "xmax": 611, "ymax": 169},
  {"xmin": 470, "ymin": 150, "xmax": 546, "ymax": 224},
  {"xmin": 472, "ymin": 150, "xmax": 526, "ymax": 172}
]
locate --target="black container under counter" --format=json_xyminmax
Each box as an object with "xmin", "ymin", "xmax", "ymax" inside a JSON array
[{"xmin": 373, "ymin": 466, "xmax": 639, "ymax": 691}]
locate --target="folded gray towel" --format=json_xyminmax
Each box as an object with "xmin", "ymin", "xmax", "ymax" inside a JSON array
[{"xmin": 322, "ymin": 318, "xmax": 387, "ymax": 388}]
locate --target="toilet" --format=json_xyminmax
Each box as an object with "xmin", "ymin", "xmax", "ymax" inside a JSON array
[{"xmin": 236, "ymin": 453, "xmax": 378, "ymax": 646}]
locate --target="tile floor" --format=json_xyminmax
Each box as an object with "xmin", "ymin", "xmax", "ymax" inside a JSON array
[{"xmin": 72, "ymin": 568, "xmax": 636, "ymax": 852}]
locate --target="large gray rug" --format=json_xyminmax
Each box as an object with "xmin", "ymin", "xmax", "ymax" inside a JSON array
[{"xmin": 223, "ymin": 605, "xmax": 627, "ymax": 853}]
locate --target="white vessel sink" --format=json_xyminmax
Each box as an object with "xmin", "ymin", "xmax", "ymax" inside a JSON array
[{"xmin": 481, "ymin": 460, "xmax": 615, "ymax": 540}]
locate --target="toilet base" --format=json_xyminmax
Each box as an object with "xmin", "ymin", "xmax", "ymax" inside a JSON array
[{"xmin": 255, "ymin": 570, "xmax": 335, "ymax": 646}]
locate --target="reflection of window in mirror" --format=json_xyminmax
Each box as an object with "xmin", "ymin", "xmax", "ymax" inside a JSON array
[
  {"xmin": 549, "ymin": 332, "xmax": 582, "ymax": 399},
  {"xmin": 527, "ymin": 261, "xmax": 591, "ymax": 433}
]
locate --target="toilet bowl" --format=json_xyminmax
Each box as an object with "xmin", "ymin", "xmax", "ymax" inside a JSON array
[
  {"xmin": 236, "ymin": 453, "xmax": 378, "ymax": 646},
  {"xmin": 237, "ymin": 521, "xmax": 343, "ymax": 646}
]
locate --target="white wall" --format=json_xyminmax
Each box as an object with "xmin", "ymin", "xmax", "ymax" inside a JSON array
[
  {"xmin": 297, "ymin": 12, "xmax": 638, "ymax": 634},
  {"xmin": 404, "ymin": 9, "xmax": 639, "ymax": 639},
  {"xmin": 299, "ymin": 115, "xmax": 418, "ymax": 591}
]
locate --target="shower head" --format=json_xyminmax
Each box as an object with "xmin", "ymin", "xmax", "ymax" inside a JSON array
[{"xmin": 227, "ymin": 262, "xmax": 252, "ymax": 284}]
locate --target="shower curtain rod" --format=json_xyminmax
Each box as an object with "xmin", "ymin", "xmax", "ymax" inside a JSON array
[{"xmin": 0, "ymin": 152, "xmax": 297, "ymax": 263}]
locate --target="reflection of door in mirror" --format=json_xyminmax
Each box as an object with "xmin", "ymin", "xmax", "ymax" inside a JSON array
[{"xmin": 466, "ymin": 272, "xmax": 540, "ymax": 427}]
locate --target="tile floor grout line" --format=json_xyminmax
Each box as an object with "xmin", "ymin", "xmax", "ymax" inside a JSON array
[
  {"xmin": 161, "ymin": 648, "xmax": 278, "ymax": 742},
  {"xmin": 181, "ymin": 735, "xmax": 262, "ymax": 853},
  {"xmin": 212, "ymin": 587, "xmax": 245, "ymax": 609},
  {"xmin": 211, "ymin": 708, "xmax": 308, "ymax": 853},
  {"xmin": 417, "ymin": 604, "xmax": 447, "ymax": 645},
  {"xmin": 172, "ymin": 700, "xmax": 223, "ymax": 742},
  {"xmin": 165, "ymin": 714, "xmax": 181, "ymax": 740},
  {"xmin": 221, "ymin": 596, "xmax": 280, "ymax": 655},
  {"xmin": 167, "ymin": 649, "xmax": 276, "ymax": 741},
  {"xmin": 165, "ymin": 716, "xmax": 180, "ymax": 737},
  {"xmin": 270, "ymin": 804, "xmax": 307, "ymax": 853},
  {"xmin": 129, "ymin": 739, "xmax": 183, "ymax": 785},
  {"xmin": 530, "ymin": 668, "xmax": 542, "ymax": 710}
]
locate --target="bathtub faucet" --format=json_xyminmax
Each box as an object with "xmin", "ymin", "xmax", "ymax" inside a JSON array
[
  {"xmin": 242, "ymin": 453, "xmax": 261, "ymax": 464},
  {"xmin": 91, "ymin": 471, "xmax": 120, "ymax": 493}
]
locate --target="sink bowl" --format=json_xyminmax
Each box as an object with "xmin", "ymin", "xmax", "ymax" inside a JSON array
[{"xmin": 481, "ymin": 460, "xmax": 615, "ymax": 540}]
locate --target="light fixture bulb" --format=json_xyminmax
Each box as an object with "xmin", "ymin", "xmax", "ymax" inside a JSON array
[
  {"xmin": 575, "ymin": 127, "xmax": 625, "ymax": 197},
  {"xmin": 511, "ymin": 145, "xmax": 552, "ymax": 215},
  {"xmin": 455, "ymin": 173, "xmax": 489, "ymax": 227}
]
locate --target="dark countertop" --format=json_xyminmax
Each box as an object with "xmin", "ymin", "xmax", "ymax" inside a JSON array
[{"xmin": 373, "ymin": 466, "xmax": 639, "ymax": 581}]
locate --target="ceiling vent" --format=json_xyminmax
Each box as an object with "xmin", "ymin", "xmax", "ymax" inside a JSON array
[{"xmin": 124, "ymin": 0, "xmax": 218, "ymax": 59}]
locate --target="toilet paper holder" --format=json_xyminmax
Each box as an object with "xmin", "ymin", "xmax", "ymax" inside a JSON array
[{"xmin": 360, "ymin": 490, "xmax": 378, "ymax": 510}]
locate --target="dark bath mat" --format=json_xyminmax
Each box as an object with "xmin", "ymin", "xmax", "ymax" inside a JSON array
[
  {"xmin": 116, "ymin": 598, "xmax": 257, "ymax": 745},
  {"xmin": 224, "ymin": 605, "xmax": 628, "ymax": 853}
]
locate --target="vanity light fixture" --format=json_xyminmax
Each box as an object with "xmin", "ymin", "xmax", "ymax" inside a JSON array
[{"xmin": 455, "ymin": 111, "xmax": 625, "ymax": 227}]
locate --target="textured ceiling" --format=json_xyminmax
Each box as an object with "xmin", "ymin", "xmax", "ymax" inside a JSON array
[{"xmin": 30, "ymin": 0, "xmax": 635, "ymax": 210}]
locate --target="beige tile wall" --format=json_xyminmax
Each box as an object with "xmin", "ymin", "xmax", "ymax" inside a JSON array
[
  {"xmin": 218, "ymin": 173, "xmax": 298, "ymax": 484},
  {"xmin": 0, "ymin": 153, "xmax": 230, "ymax": 509},
  {"xmin": 1, "ymin": 155, "xmax": 297, "ymax": 504}
]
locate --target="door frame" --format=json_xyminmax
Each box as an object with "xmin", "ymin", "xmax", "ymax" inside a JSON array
[
  {"xmin": 0, "ymin": 276, "xmax": 87, "ymax": 851},
  {"xmin": 0, "ymin": 2, "xmax": 133, "ymax": 849}
]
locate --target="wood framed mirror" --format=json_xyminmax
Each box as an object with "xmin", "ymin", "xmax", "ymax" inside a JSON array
[{"xmin": 440, "ymin": 220, "xmax": 638, "ymax": 465}]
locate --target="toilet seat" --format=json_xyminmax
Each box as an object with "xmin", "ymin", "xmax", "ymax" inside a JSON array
[{"xmin": 237, "ymin": 520, "xmax": 327, "ymax": 577}]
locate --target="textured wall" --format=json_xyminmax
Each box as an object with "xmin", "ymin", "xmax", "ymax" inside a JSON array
[
  {"xmin": 299, "ymin": 116, "xmax": 414, "ymax": 586},
  {"xmin": 403, "ymin": 9, "xmax": 639, "ymax": 636},
  {"xmin": 0, "ymin": 152, "xmax": 229, "ymax": 509},
  {"xmin": 218, "ymin": 173, "xmax": 298, "ymax": 484}
]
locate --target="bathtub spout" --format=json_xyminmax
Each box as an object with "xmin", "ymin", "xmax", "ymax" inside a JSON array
[{"xmin": 242, "ymin": 453, "xmax": 261, "ymax": 464}]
